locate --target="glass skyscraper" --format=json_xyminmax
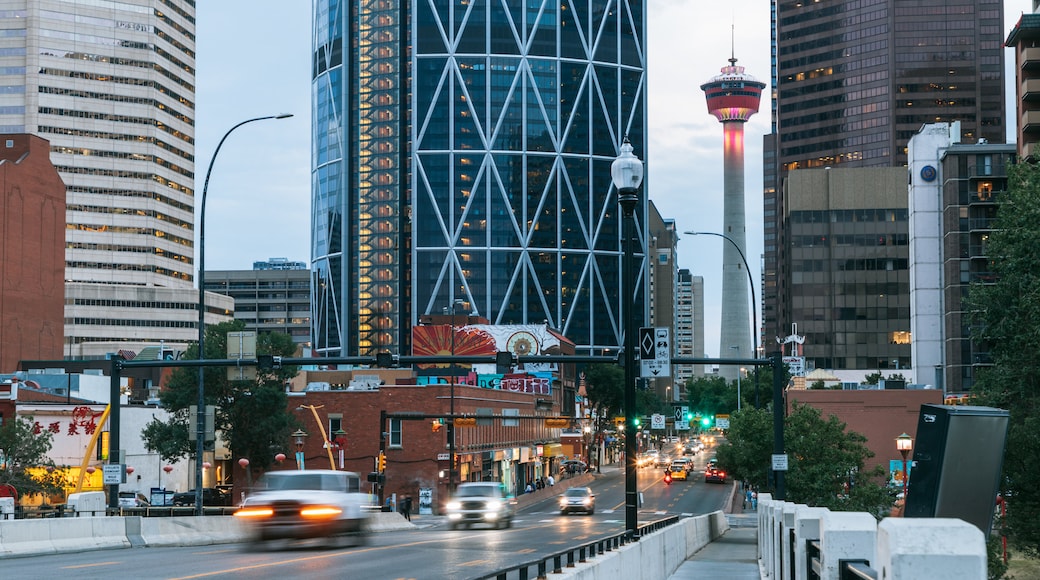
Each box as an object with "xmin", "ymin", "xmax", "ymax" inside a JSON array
[{"xmin": 312, "ymin": 0, "xmax": 648, "ymax": 357}]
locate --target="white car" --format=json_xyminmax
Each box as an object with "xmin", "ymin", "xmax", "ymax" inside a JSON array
[{"xmin": 234, "ymin": 470, "xmax": 375, "ymax": 548}]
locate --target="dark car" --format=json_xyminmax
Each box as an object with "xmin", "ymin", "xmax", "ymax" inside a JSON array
[
  {"xmin": 172, "ymin": 487, "xmax": 231, "ymax": 506},
  {"xmin": 558, "ymin": 486, "xmax": 596, "ymax": 515},
  {"xmin": 704, "ymin": 467, "xmax": 728, "ymax": 484}
]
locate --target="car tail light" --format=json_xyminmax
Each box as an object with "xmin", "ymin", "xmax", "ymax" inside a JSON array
[
  {"xmin": 300, "ymin": 505, "xmax": 343, "ymax": 519},
  {"xmin": 234, "ymin": 507, "xmax": 274, "ymax": 519}
]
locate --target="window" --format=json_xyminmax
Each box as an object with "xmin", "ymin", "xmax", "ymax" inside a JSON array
[{"xmin": 389, "ymin": 418, "xmax": 402, "ymax": 447}]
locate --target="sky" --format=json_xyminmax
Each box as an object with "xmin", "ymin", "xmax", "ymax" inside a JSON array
[{"xmin": 195, "ymin": 1, "xmax": 1031, "ymax": 358}]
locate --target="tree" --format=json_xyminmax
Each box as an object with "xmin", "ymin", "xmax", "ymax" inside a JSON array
[
  {"xmin": 684, "ymin": 375, "xmax": 736, "ymax": 417},
  {"xmin": 142, "ymin": 321, "xmax": 299, "ymax": 474},
  {"xmin": 583, "ymin": 363, "xmax": 624, "ymax": 420},
  {"xmin": 967, "ymin": 161, "xmax": 1040, "ymax": 558},
  {"xmin": 716, "ymin": 403, "xmax": 893, "ymax": 515},
  {"xmin": 0, "ymin": 416, "xmax": 67, "ymax": 499}
]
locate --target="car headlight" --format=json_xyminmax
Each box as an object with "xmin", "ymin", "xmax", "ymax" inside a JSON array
[
  {"xmin": 582, "ymin": 498, "xmax": 592, "ymax": 506},
  {"xmin": 234, "ymin": 506, "xmax": 274, "ymax": 519},
  {"xmin": 300, "ymin": 505, "xmax": 343, "ymax": 520},
  {"xmin": 485, "ymin": 499, "xmax": 503, "ymax": 511},
  {"xmin": 446, "ymin": 501, "xmax": 461, "ymax": 511},
  {"xmin": 559, "ymin": 498, "xmax": 568, "ymax": 507}
]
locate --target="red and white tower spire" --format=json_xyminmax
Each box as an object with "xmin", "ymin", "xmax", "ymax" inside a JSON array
[{"xmin": 700, "ymin": 50, "xmax": 764, "ymax": 380}]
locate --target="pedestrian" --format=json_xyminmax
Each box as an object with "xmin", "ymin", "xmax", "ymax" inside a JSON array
[
  {"xmin": 402, "ymin": 495, "xmax": 412, "ymax": 521},
  {"xmin": 751, "ymin": 490, "xmax": 758, "ymax": 510},
  {"xmin": 548, "ymin": 474, "xmax": 555, "ymax": 487},
  {"xmin": 525, "ymin": 482, "xmax": 534, "ymax": 494},
  {"xmin": 744, "ymin": 488, "xmax": 752, "ymax": 510}
]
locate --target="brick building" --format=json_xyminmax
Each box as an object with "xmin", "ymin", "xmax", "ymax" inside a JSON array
[
  {"xmin": 787, "ymin": 389, "xmax": 944, "ymax": 479},
  {"xmin": 0, "ymin": 135, "xmax": 65, "ymax": 372}
]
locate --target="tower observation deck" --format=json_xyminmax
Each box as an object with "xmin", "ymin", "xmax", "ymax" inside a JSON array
[{"xmin": 700, "ymin": 57, "xmax": 764, "ymax": 381}]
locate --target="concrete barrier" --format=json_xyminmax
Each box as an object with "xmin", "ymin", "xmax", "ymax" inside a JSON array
[
  {"xmin": 137, "ymin": 515, "xmax": 248, "ymax": 547},
  {"xmin": 546, "ymin": 510, "xmax": 730, "ymax": 579},
  {"xmin": 0, "ymin": 517, "xmax": 130, "ymax": 557}
]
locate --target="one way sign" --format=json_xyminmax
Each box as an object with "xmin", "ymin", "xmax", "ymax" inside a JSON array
[{"xmin": 639, "ymin": 327, "xmax": 671, "ymax": 378}]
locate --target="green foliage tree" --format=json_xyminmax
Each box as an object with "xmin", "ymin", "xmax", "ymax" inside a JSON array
[
  {"xmin": 0, "ymin": 416, "xmax": 67, "ymax": 499},
  {"xmin": 716, "ymin": 403, "xmax": 893, "ymax": 515},
  {"xmin": 142, "ymin": 321, "xmax": 299, "ymax": 475},
  {"xmin": 684, "ymin": 375, "xmax": 736, "ymax": 417},
  {"xmin": 583, "ymin": 363, "xmax": 624, "ymax": 420},
  {"xmin": 967, "ymin": 161, "xmax": 1040, "ymax": 558}
]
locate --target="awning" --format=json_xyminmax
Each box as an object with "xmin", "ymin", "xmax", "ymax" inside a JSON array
[{"xmin": 543, "ymin": 443, "xmax": 564, "ymax": 457}]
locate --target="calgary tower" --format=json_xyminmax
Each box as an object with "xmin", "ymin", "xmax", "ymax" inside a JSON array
[{"xmin": 700, "ymin": 53, "xmax": 764, "ymax": 381}]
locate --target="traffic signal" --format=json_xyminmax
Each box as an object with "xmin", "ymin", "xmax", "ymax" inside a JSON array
[
  {"xmin": 633, "ymin": 417, "xmax": 640, "ymax": 427},
  {"xmin": 686, "ymin": 411, "xmax": 693, "ymax": 421},
  {"xmin": 432, "ymin": 419, "xmax": 443, "ymax": 433},
  {"xmin": 377, "ymin": 451, "xmax": 386, "ymax": 472},
  {"xmin": 701, "ymin": 416, "xmax": 712, "ymax": 427}
]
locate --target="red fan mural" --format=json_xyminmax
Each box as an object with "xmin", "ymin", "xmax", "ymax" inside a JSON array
[{"xmin": 412, "ymin": 325, "xmax": 497, "ymax": 368}]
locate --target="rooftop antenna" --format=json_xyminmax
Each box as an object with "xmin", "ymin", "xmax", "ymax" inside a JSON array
[{"xmin": 730, "ymin": 24, "xmax": 737, "ymax": 66}]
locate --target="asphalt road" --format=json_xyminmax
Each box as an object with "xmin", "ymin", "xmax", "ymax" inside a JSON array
[{"xmin": 4, "ymin": 450, "xmax": 731, "ymax": 580}]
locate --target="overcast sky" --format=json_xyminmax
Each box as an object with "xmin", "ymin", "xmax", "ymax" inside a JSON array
[{"xmin": 195, "ymin": 1, "xmax": 1031, "ymax": 358}]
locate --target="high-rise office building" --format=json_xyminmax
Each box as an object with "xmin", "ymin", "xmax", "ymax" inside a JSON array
[
  {"xmin": 763, "ymin": 0, "xmax": 1006, "ymax": 357},
  {"xmin": 1007, "ymin": 11, "xmax": 1040, "ymax": 161},
  {"xmin": 311, "ymin": 1, "xmax": 648, "ymax": 357},
  {"xmin": 907, "ymin": 123, "xmax": 1015, "ymax": 393},
  {"xmin": 784, "ymin": 167, "xmax": 910, "ymax": 372},
  {"xmin": 0, "ymin": 2, "xmax": 204, "ymax": 359},
  {"xmin": 205, "ymin": 259, "xmax": 312, "ymax": 350},
  {"xmin": 674, "ymin": 269, "xmax": 704, "ymax": 382}
]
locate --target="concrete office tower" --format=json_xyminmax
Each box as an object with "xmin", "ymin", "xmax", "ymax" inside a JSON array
[
  {"xmin": 763, "ymin": 0, "xmax": 1006, "ymax": 348},
  {"xmin": 0, "ymin": 3, "xmax": 206, "ymax": 358},
  {"xmin": 701, "ymin": 57, "xmax": 764, "ymax": 380},
  {"xmin": 312, "ymin": 1, "xmax": 648, "ymax": 357}
]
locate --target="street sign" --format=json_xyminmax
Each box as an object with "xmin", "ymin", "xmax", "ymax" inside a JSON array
[
  {"xmin": 772, "ymin": 454, "xmax": 789, "ymax": 471},
  {"xmin": 675, "ymin": 420, "xmax": 690, "ymax": 431},
  {"xmin": 103, "ymin": 464, "xmax": 123, "ymax": 485},
  {"xmin": 650, "ymin": 414, "xmax": 665, "ymax": 429},
  {"xmin": 673, "ymin": 406, "xmax": 689, "ymax": 422},
  {"xmin": 640, "ymin": 327, "xmax": 671, "ymax": 378},
  {"xmin": 715, "ymin": 414, "xmax": 730, "ymax": 429}
]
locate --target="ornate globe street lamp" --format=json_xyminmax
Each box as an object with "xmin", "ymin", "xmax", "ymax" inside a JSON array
[{"xmin": 611, "ymin": 136, "xmax": 643, "ymax": 537}]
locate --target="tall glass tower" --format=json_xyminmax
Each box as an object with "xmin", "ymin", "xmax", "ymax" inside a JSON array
[{"xmin": 312, "ymin": 1, "xmax": 648, "ymax": 357}]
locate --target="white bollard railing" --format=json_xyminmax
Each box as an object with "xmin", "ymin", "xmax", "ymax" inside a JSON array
[{"xmin": 759, "ymin": 498, "xmax": 989, "ymax": 580}]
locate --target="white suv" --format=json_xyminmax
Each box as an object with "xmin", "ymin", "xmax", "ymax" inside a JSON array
[{"xmin": 445, "ymin": 482, "xmax": 516, "ymax": 530}]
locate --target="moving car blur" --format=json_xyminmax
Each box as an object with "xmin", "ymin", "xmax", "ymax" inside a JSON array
[{"xmin": 234, "ymin": 470, "xmax": 375, "ymax": 548}]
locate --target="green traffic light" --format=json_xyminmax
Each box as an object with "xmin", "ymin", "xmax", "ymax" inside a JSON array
[
  {"xmin": 701, "ymin": 417, "xmax": 710, "ymax": 427},
  {"xmin": 633, "ymin": 418, "xmax": 640, "ymax": 426}
]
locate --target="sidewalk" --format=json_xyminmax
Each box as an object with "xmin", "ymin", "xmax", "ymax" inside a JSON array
[{"xmin": 666, "ymin": 483, "xmax": 763, "ymax": 580}]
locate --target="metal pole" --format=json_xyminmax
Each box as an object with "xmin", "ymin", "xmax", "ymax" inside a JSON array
[
  {"xmin": 620, "ymin": 185, "xmax": 639, "ymax": 537},
  {"xmin": 107, "ymin": 356, "xmax": 122, "ymax": 510},
  {"xmin": 772, "ymin": 353, "xmax": 785, "ymax": 499},
  {"xmin": 195, "ymin": 113, "xmax": 292, "ymax": 515},
  {"xmin": 686, "ymin": 231, "xmax": 759, "ymax": 407}
]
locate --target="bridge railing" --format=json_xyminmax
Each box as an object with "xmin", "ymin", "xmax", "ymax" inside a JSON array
[{"xmin": 757, "ymin": 493, "xmax": 987, "ymax": 580}]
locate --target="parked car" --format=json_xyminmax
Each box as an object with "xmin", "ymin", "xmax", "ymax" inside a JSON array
[
  {"xmin": 171, "ymin": 487, "xmax": 231, "ymax": 507},
  {"xmin": 445, "ymin": 482, "xmax": 515, "ymax": 530},
  {"xmin": 705, "ymin": 467, "xmax": 728, "ymax": 484},
  {"xmin": 558, "ymin": 486, "xmax": 596, "ymax": 515},
  {"xmin": 234, "ymin": 470, "xmax": 375, "ymax": 548}
]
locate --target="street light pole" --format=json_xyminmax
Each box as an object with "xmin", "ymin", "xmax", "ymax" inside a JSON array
[
  {"xmin": 685, "ymin": 230, "xmax": 759, "ymax": 407},
  {"xmin": 897, "ymin": 432, "xmax": 913, "ymax": 501},
  {"xmin": 447, "ymin": 298, "xmax": 465, "ymax": 495},
  {"xmin": 195, "ymin": 113, "xmax": 292, "ymax": 515},
  {"xmin": 612, "ymin": 137, "xmax": 644, "ymax": 538}
]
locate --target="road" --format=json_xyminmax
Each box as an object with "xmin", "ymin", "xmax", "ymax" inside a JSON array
[{"xmin": 5, "ymin": 450, "xmax": 731, "ymax": 580}]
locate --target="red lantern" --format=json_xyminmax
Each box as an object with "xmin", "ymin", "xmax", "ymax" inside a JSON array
[
  {"xmin": 202, "ymin": 462, "xmax": 212, "ymax": 470},
  {"xmin": 85, "ymin": 466, "xmax": 96, "ymax": 474},
  {"xmin": 163, "ymin": 465, "xmax": 173, "ymax": 474},
  {"xmin": 238, "ymin": 458, "xmax": 249, "ymax": 468},
  {"xmin": 126, "ymin": 466, "xmax": 135, "ymax": 475},
  {"xmin": 275, "ymin": 453, "xmax": 286, "ymax": 463}
]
